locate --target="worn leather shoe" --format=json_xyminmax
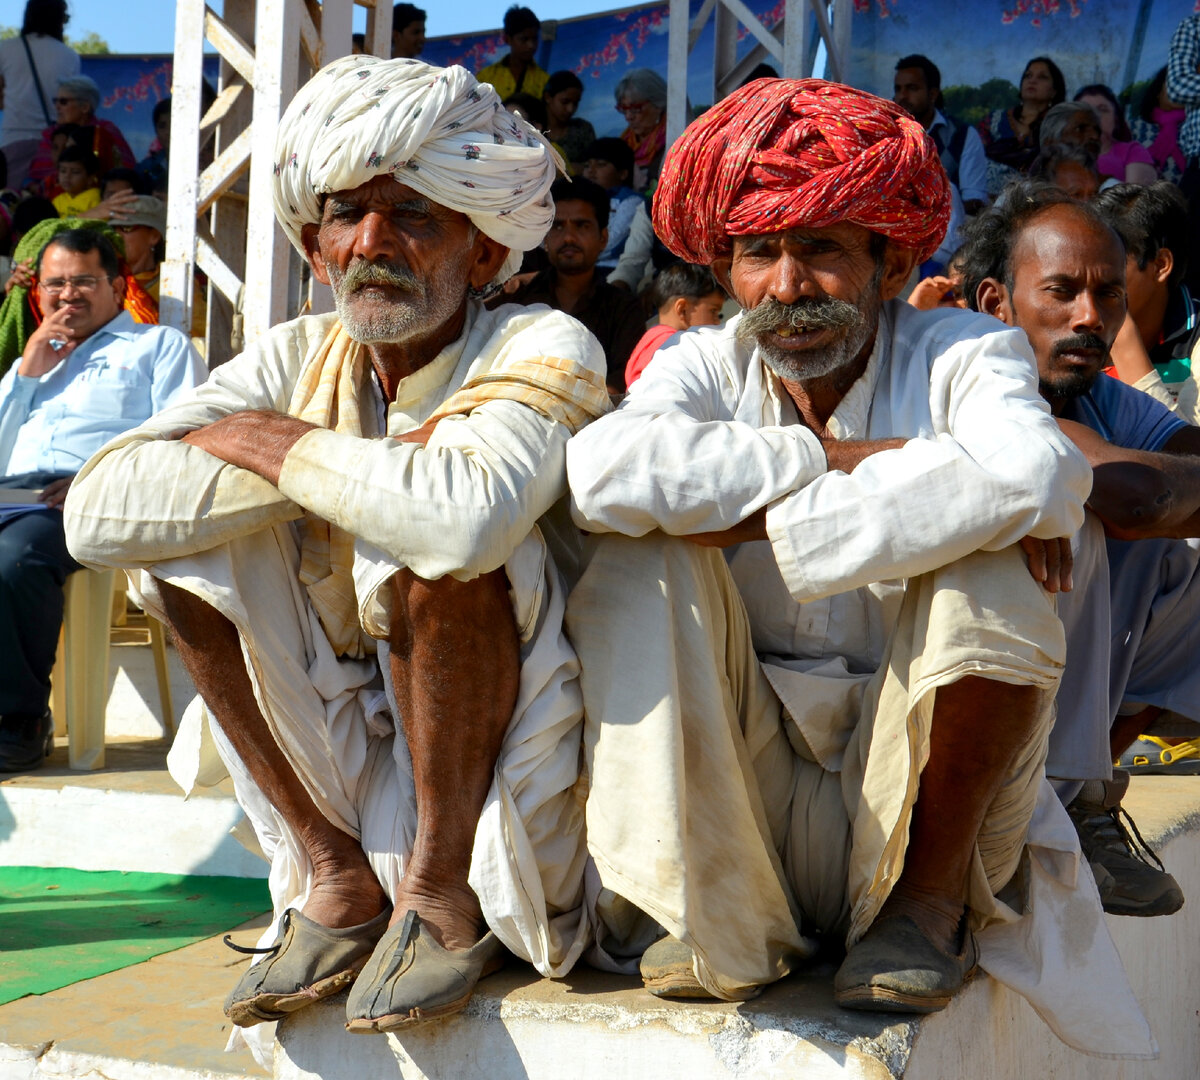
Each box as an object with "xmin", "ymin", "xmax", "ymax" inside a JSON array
[
  {"xmin": 223, "ymin": 907, "xmax": 391, "ymax": 1027},
  {"xmin": 640, "ymin": 935, "xmax": 715, "ymax": 999},
  {"xmin": 834, "ymin": 913, "xmax": 978, "ymax": 1014},
  {"xmin": 344, "ymin": 910, "xmax": 506, "ymax": 1033},
  {"xmin": 0, "ymin": 710, "xmax": 53, "ymax": 773}
]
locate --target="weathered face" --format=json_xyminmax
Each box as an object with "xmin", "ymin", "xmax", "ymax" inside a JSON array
[
  {"xmin": 115, "ymin": 224, "xmax": 161, "ymax": 272},
  {"xmin": 544, "ymin": 86, "xmax": 581, "ymax": 126},
  {"xmin": 544, "ymin": 198, "xmax": 606, "ymax": 273},
  {"xmin": 507, "ymin": 27, "xmax": 539, "ymax": 64},
  {"xmin": 1020, "ymin": 61, "xmax": 1056, "ymax": 106},
  {"xmin": 54, "ymin": 92, "xmax": 91, "ymax": 126},
  {"xmin": 1001, "ymin": 205, "xmax": 1127, "ymax": 403},
  {"xmin": 392, "ymin": 20, "xmax": 426, "ymax": 59},
  {"xmin": 302, "ymin": 176, "xmax": 497, "ymax": 347},
  {"xmin": 714, "ymin": 222, "xmax": 912, "ymax": 383},
  {"xmin": 1077, "ymin": 93, "xmax": 1116, "ymax": 140},
  {"xmin": 1057, "ymin": 109, "xmax": 1102, "ymax": 156},
  {"xmin": 36, "ymin": 244, "xmax": 125, "ymax": 337},
  {"xmin": 582, "ymin": 158, "xmax": 627, "ymax": 191},
  {"xmin": 618, "ymin": 97, "xmax": 664, "ymax": 140},
  {"xmin": 893, "ymin": 67, "xmax": 935, "ymax": 125}
]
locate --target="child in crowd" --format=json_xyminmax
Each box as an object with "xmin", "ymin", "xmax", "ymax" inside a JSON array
[
  {"xmin": 625, "ymin": 262, "xmax": 725, "ymax": 387},
  {"xmin": 478, "ymin": 6, "xmax": 547, "ymax": 101},
  {"xmin": 51, "ymin": 145, "xmax": 100, "ymax": 216}
]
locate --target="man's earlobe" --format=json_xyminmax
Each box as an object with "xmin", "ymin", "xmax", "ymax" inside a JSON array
[
  {"xmin": 879, "ymin": 243, "xmax": 919, "ymax": 301},
  {"xmin": 1155, "ymin": 247, "xmax": 1175, "ymax": 286},
  {"xmin": 976, "ymin": 278, "xmax": 1010, "ymax": 322},
  {"xmin": 301, "ymin": 223, "xmax": 330, "ymax": 286}
]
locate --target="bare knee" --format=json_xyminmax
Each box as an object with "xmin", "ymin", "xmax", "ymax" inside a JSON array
[{"xmin": 387, "ymin": 567, "xmax": 517, "ymax": 662}]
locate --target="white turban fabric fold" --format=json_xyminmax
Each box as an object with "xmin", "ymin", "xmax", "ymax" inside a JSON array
[{"xmin": 273, "ymin": 56, "xmax": 563, "ymax": 284}]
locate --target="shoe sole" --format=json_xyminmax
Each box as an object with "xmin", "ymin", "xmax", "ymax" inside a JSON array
[
  {"xmin": 1102, "ymin": 893, "xmax": 1185, "ymax": 918},
  {"xmin": 835, "ymin": 963, "xmax": 979, "ymax": 1016},
  {"xmin": 227, "ymin": 963, "xmax": 366, "ymax": 1027},
  {"xmin": 642, "ymin": 972, "xmax": 718, "ymax": 1000}
]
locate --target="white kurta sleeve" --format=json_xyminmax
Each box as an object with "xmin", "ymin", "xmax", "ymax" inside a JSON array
[
  {"xmin": 276, "ymin": 399, "xmax": 570, "ymax": 580},
  {"xmin": 568, "ymin": 330, "xmax": 828, "ymax": 536},
  {"xmin": 765, "ymin": 333, "xmax": 1092, "ymax": 603}
]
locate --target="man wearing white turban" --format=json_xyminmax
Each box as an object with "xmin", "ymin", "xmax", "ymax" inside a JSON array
[{"xmin": 63, "ymin": 55, "xmax": 610, "ymax": 1040}]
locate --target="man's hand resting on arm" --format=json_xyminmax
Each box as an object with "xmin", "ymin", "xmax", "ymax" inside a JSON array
[{"xmin": 177, "ymin": 410, "xmax": 319, "ymax": 487}]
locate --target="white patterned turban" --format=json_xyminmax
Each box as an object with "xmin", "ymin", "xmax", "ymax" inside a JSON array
[{"xmin": 272, "ymin": 56, "xmax": 563, "ymax": 284}]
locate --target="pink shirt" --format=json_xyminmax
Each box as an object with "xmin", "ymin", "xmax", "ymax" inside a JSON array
[
  {"xmin": 1097, "ymin": 139, "xmax": 1154, "ymax": 182},
  {"xmin": 625, "ymin": 323, "xmax": 679, "ymax": 387}
]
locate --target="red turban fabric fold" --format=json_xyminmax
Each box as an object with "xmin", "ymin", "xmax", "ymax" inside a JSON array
[{"xmin": 653, "ymin": 78, "xmax": 952, "ymax": 265}]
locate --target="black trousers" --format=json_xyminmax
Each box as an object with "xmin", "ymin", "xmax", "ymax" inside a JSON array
[{"xmin": 0, "ymin": 472, "xmax": 82, "ymax": 716}]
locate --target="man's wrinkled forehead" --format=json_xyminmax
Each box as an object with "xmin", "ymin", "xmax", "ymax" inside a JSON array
[{"xmin": 1011, "ymin": 206, "xmax": 1125, "ymax": 287}]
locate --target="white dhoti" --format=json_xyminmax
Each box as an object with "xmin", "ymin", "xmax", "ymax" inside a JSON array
[
  {"xmin": 566, "ymin": 533, "xmax": 1155, "ymax": 1058},
  {"xmin": 147, "ymin": 517, "xmax": 590, "ymax": 982}
]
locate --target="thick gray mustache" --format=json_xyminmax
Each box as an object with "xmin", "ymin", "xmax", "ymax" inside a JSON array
[
  {"xmin": 340, "ymin": 261, "xmax": 421, "ymax": 293},
  {"xmin": 738, "ymin": 295, "xmax": 860, "ymax": 338}
]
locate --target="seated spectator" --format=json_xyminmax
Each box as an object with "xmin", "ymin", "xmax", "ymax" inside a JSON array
[
  {"xmin": 115, "ymin": 194, "xmax": 207, "ymax": 339},
  {"xmin": 893, "ymin": 54, "xmax": 988, "ymax": 215},
  {"xmin": 0, "ymin": 227, "xmax": 203, "ymax": 771},
  {"xmin": 1128, "ymin": 67, "xmax": 1186, "ymax": 185},
  {"xmin": 478, "ymin": 6, "xmax": 547, "ymax": 101},
  {"xmin": 137, "ymin": 98, "xmax": 170, "ymax": 197},
  {"xmin": 907, "ymin": 247, "xmax": 968, "ymax": 311},
  {"xmin": 0, "ymin": 0, "xmax": 79, "ymax": 191},
  {"xmin": 1039, "ymin": 101, "xmax": 1102, "ymax": 157},
  {"xmin": 1097, "ymin": 181, "xmax": 1199, "ymax": 423},
  {"xmin": 563, "ymin": 82, "xmax": 1147, "ymax": 1053},
  {"xmin": 542, "ymin": 70, "xmax": 594, "ymax": 173},
  {"xmin": 27, "ymin": 76, "xmax": 136, "ymax": 194},
  {"xmin": 581, "ymin": 137, "xmax": 651, "ymax": 287},
  {"xmin": 978, "ymin": 56, "xmax": 1065, "ymax": 197},
  {"xmin": 624, "ymin": 262, "xmax": 723, "ymax": 386},
  {"xmin": 1074, "ymin": 84, "xmax": 1156, "ymax": 186},
  {"xmin": 614, "ymin": 69, "xmax": 668, "ymax": 194},
  {"xmin": 391, "ymin": 3, "xmax": 426, "ymax": 59},
  {"xmin": 1, "ymin": 195, "xmax": 55, "ymax": 294},
  {"xmin": 1029, "ymin": 143, "xmax": 1100, "ymax": 201},
  {"xmin": 497, "ymin": 176, "xmax": 644, "ymax": 393},
  {"xmin": 962, "ymin": 183, "xmax": 1199, "ymax": 918},
  {"xmin": 0, "ymin": 217, "xmax": 159, "ymax": 375},
  {"xmin": 51, "ymin": 144, "xmax": 100, "ymax": 216}
]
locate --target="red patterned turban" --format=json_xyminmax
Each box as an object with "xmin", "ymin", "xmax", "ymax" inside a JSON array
[{"xmin": 653, "ymin": 79, "xmax": 952, "ymax": 265}]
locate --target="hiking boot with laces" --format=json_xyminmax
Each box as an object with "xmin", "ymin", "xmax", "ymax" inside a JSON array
[{"xmin": 1067, "ymin": 770, "xmax": 1184, "ymax": 917}]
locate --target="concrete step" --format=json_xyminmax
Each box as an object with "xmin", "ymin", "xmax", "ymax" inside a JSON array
[
  {"xmin": 275, "ymin": 777, "xmax": 1200, "ymax": 1080},
  {"xmin": 0, "ymin": 914, "xmax": 272, "ymax": 1080},
  {"xmin": 0, "ymin": 738, "xmax": 265, "ymax": 879}
]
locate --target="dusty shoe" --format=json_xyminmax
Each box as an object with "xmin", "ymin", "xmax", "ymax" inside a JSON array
[
  {"xmin": 0, "ymin": 710, "xmax": 53, "ymax": 773},
  {"xmin": 639, "ymin": 935, "xmax": 763, "ymax": 1001},
  {"xmin": 834, "ymin": 913, "xmax": 978, "ymax": 1014},
  {"xmin": 1068, "ymin": 772, "xmax": 1184, "ymax": 917},
  {"xmin": 223, "ymin": 907, "xmax": 391, "ymax": 1026},
  {"xmin": 344, "ymin": 910, "xmax": 506, "ymax": 1034},
  {"xmin": 640, "ymin": 935, "xmax": 714, "ymax": 999}
]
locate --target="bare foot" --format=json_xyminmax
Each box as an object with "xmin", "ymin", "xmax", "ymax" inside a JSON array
[
  {"xmin": 390, "ymin": 876, "xmax": 482, "ymax": 951},
  {"xmin": 300, "ymin": 861, "xmax": 390, "ymax": 930}
]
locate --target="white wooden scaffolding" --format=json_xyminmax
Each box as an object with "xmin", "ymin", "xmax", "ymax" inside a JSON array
[
  {"xmin": 161, "ymin": 0, "xmax": 391, "ymax": 365},
  {"xmin": 666, "ymin": 0, "xmax": 853, "ymax": 143}
]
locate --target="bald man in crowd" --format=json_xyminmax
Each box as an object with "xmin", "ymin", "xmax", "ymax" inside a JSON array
[
  {"xmin": 65, "ymin": 57, "xmax": 608, "ymax": 1036},
  {"xmin": 565, "ymin": 79, "xmax": 1154, "ymax": 1056}
]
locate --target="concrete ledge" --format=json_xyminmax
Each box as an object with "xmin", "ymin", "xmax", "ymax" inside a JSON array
[
  {"xmin": 276, "ymin": 777, "xmax": 1200, "ymax": 1080},
  {"xmin": 0, "ymin": 741, "xmax": 266, "ymax": 879}
]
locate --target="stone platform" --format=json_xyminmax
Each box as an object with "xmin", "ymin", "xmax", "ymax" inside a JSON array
[{"xmin": 1, "ymin": 637, "xmax": 1198, "ymax": 1079}]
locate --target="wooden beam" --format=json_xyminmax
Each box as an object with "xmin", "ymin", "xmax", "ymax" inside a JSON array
[
  {"xmin": 204, "ymin": 8, "xmax": 256, "ymax": 84},
  {"xmin": 195, "ymin": 126, "xmax": 253, "ymax": 215},
  {"xmin": 667, "ymin": 0, "xmax": 690, "ymax": 145},
  {"xmin": 719, "ymin": 0, "xmax": 783, "ymax": 60}
]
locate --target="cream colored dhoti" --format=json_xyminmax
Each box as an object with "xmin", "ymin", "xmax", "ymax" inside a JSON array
[
  {"xmin": 145, "ymin": 517, "xmax": 590, "ymax": 983},
  {"xmin": 567, "ymin": 533, "xmax": 1155, "ymax": 1058}
]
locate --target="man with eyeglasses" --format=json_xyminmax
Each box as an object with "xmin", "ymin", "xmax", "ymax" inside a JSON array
[{"xmin": 0, "ymin": 227, "xmax": 203, "ymax": 771}]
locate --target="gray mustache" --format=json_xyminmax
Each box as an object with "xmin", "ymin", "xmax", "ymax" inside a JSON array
[
  {"xmin": 738, "ymin": 295, "xmax": 861, "ymax": 338},
  {"xmin": 340, "ymin": 261, "xmax": 421, "ymax": 294}
]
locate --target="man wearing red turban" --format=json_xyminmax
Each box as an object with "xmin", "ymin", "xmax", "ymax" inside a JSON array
[{"xmin": 564, "ymin": 80, "xmax": 1154, "ymax": 1054}]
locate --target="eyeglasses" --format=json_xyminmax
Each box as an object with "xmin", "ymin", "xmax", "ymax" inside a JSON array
[
  {"xmin": 52, "ymin": 97, "xmax": 81, "ymax": 106},
  {"xmin": 616, "ymin": 100, "xmax": 654, "ymax": 116},
  {"xmin": 36, "ymin": 275, "xmax": 111, "ymax": 295}
]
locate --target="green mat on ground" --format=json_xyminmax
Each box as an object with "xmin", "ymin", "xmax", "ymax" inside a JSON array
[{"xmin": 0, "ymin": 866, "xmax": 271, "ymax": 1005}]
